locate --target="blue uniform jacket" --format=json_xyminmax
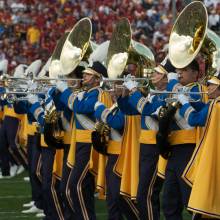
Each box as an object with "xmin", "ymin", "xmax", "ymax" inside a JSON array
[
  {"xmin": 95, "ymin": 104, "xmax": 125, "ymax": 140},
  {"xmin": 167, "ymin": 79, "xmax": 207, "ymax": 130},
  {"xmin": 59, "ymin": 87, "xmax": 100, "ymax": 130},
  {"xmin": 118, "ymin": 91, "xmax": 165, "ymax": 130},
  {"xmin": 179, "ymin": 102, "xmax": 209, "ymax": 127}
]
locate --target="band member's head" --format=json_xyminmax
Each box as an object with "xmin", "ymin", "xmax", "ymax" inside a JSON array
[
  {"xmin": 82, "ymin": 61, "xmax": 107, "ymax": 88},
  {"xmin": 67, "ymin": 65, "xmax": 85, "ymax": 88},
  {"xmin": 152, "ymin": 58, "xmax": 175, "ymax": 89},
  {"xmin": 176, "ymin": 60, "xmax": 199, "ymax": 86},
  {"xmin": 207, "ymin": 75, "xmax": 220, "ymax": 99}
]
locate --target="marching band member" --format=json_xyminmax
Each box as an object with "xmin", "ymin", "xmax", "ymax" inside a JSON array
[
  {"xmin": 161, "ymin": 59, "xmax": 208, "ymax": 220},
  {"xmin": 47, "ymin": 66, "xmax": 85, "ymax": 220},
  {"xmin": 28, "ymin": 91, "xmax": 65, "ymax": 220},
  {"xmin": 93, "ymin": 99, "xmax": 125, "ymax": 220},
  {"xmin": 56, "ymin": 61, "xmax": 109, "ymax": 220},
  {"xmin": 176, "ymin": 75, "xmax": 220, "ymax": 219},
  {"xmin": 14, "ymin": 60, "xmax": 46, "ymax": 216},
  {"xmin": 121, "ymin": 59, "xmax": 174, "ymax": 220},
  {"xmin": 0, "ymin": 63, "xmax": 28, "ymax": 178},
  {"xmin": 94, "ymin": 91, "xmax": 145, "ymax": 220}
]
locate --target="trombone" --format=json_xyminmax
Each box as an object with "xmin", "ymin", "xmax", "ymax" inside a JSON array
[{"xmin": 149, "ymin": 89, "xmax": 208, "ymax": 103}]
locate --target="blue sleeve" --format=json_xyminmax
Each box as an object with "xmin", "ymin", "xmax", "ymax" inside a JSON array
[
  {"xmin": 167, "ymin": 79, "xmax": 180, "ymax": 91},
  {"xmin": 179, "ymin": 103, "xmax": 209, "ymax": 127},
  {"xmin": 29, "ymin": 102, "xmax": 45, "ymax": 126},
  {"xmin": 190, "ymin": 86, "xmax": 206, "ymax": 111},
  {"xmin": 59, "ymin": 88, "xmax": 77, "ymax": 111},
  {"xmin": 129, "ymin": 91, "xmax": 165, "ymax": 115},
  {"xmin": 73, "ymin": 90, "xmax": 98, "ymax": 114},
  {"xmin": 47, "ymin": 87, "xmax": 64, "ymax": 111},
  {"xmin": 117, "ymin": 96, "xmax": 139, "ymax": 115},
  {"xmin": 0, "ymin": 87, "xmax": 5, "ymax": 94},
  {"xmin": 60, "ymin": 89, "xmax": 99, "ymax": 114},
  {"xmin": 95, "ymin": 105, "xmax": 125, "ymax": 130}
]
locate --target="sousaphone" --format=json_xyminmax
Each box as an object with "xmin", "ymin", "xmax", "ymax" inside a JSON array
[
  {"xmin": 106, "ymin": 17, "xmax": 155, "ymax": 79},
  {"xmin": 60, "ymin": 17, "xmax": 92, "ymax": 75},
  {"xmin": 169, "ymin": 1, "xmax": 218, "ymax": 77}
]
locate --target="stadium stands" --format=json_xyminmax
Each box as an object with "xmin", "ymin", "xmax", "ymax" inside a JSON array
[{"xmin": 0, "ymin": 0, "xmax": 219, "ymax": 72}]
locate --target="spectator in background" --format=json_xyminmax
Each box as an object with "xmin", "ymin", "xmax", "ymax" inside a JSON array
[
  {"xmin": 26, "ymin": 22, "xmax": 41, "ymax": 48},
  {"xmin": 0, "ymin": 0, "xmax": 219, "ymax": 72}
]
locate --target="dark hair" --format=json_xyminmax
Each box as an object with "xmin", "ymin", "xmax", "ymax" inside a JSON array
[
  {"xmin": 187, "ymin": 60, "xmax": 200, "ymax": 72},
  {"xmin": 67, "ymin": 65, "xmax": 85, "ymax": 79}
]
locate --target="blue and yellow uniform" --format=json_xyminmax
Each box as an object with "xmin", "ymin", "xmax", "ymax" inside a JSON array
[
  {"xmin": 29, "ymin": 91, "xmax": 66, "ymax": 220},
  {"xmin": 14, "ymin": 100, "xmax": 43, "ymax": 211},
  {"xmin": 49, "ymin": 87, "xmax": 75, "ymax": 220},
  {"xmin": 179, "ymin": 96, "xmax": 220, "ymax": 218},
  {"xmin": 95, "ymin": 103, "xmax": 128, "ymax": 219},
  {"xmin": 162, "ymin": 79, "xmax": 208, "ymax": 220},
  {"xmin": 121, "ymin": 91, "xmax": 165, "ymax": 220},
  {"xmin": 0, "ymin": 99, "xmax": 28, "ymax": 176},
  {"xmin": 59, "ymin": 86, "xmax": 102, "ymax": 220}
]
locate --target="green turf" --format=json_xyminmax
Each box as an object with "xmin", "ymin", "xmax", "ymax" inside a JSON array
[{"xmin": 0, "ymin": 172, "xmax": 191, "ymax": 219}]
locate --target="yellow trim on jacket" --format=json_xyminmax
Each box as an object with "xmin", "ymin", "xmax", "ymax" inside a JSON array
[
  {"xmin": 76, "ymin": 129, "xmax": 93, "ymax": 143},
  {"xmin": 107, "ymin": 140, "xmax": 121, "ymax": 155},
  {"xmin": 139, "ymin": 130, "xmax": 157, "ymax": 144},
  {"xmin": 3, "ymin": 106, "xmax": 23, "ymax": 119},
  {"xmin": 168, "ymin": 129, "xmax": 196, "ymax": 145}
]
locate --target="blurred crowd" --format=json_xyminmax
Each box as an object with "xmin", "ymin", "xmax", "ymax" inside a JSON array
[{"xmin": 0, "ymin": 0, "xmax": 220, "ymax": 73}]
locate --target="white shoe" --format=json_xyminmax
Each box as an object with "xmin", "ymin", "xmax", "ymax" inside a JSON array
[
  {"xmin": 10, "ymin": 165, "xmax": 18, "ymax": 176},
  {"xmin": 36, "ymin": 212, "xmax": 45, "ymax": 218},
  {"xmin": 23, "ymin": 201, "xmax": 34, "ymax": 208},
  {"xmin": 16, "ymin": 165, "xmax": 25, "ymax": 175},
  {"xmin": 0, "ymin": 174, "xmax": 13, "ymax": 179},
  {"xmin": 23, "ymin": 176, "xmax": 30, "ymax": 182},
  {"xmin": 21, "ymin": 205, "xmax": 42, "ymax": 214}
]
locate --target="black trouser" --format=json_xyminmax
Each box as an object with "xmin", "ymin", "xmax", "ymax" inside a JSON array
[
  {"xmin": 27, "ymin": 134, "xmax": 43, "ymax": 209},
  {"xmin": 162, "ymin": 144, "xmax": 195, "ymax": 220},
  {"xmin": 0, "ymin": 116, "xmax": 27, "ymax": 175},
  {"xmin": 68, "ymin": 142, "xmax": 96, "ymax": 220},
  {"xmin": 106, "ymin": 154, "xmax": 139, "ymax": 220},
  {"xmin": 60, "ymin": 146, "xmax": 75, "ymax": 220},
  {"xmin": 41, "ymin": 147, "xmax": 61, "ymax": 220},
  {"xmin": 136, "ymin": 144, "xmax": 160, "ymax": 220}
]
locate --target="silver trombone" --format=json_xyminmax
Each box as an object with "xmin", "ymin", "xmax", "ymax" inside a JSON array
[
  {"xmin": 149, "ymin": 90, "xmax": 208, "ymax": 103},
  {"xmin": 149, "ymin": 90, "xmax": 208, "ymax": 95}
]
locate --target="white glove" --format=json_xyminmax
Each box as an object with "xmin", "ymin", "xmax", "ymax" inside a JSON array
[
  {"xmin": 56, "ymin": 81, "xmax": 68, "ymax": 92},
  {"xmin": 77, "ymin": 91, "xmax": 85, "ymax": 101},
  {"xmin": 94, "ymin": 101, "xmax": 104, "ymax": 110},
  {"xmin": 27, "ymin": 94, "xmax": 38, "ymax": 104},
  {"xmin": 177, "ymin": 94, "xmax": 189, "ymax": 105},
  {"xmin": 167, "ymin": 72, "xmax": 178, "ymax": 81},
  {"xmin": 123, "ymin": 79, "xmax": 138, "ymax": 91},
  {"xmin": 124, "ymin": 74, "xmax": 132, "ymax": 82}
]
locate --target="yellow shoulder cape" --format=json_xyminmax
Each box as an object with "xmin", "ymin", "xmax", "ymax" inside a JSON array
[
  {"xmin": 89, "ymin": 90, "xmax": 113, "ymax": 199},
  {"xmin": 114, "ymin": 115, "xmax": 141, "ymax": 200},
  {"xmin": 183, "ymin": 97, "xmax": 220, "ymax": 218}
]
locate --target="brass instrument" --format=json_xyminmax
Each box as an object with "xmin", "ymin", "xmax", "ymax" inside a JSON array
[
  {"xmin": 169, "ymin": 1, "xmax": 218, "ymax": 81},
  {"xmin": 104, "ymin": 18, "xmax": 154, "ymax": 95},
  {"xmin": 102, "ymin": 76, "xmax": 149, "ymax": 91},
  {"xmin": 150, "ymin": 89, "xmax": 208, "ymax": 103},
  {"xmin": 106, "ymin": 17, "xmax": 155, "ymax": 80},
  {"xmin": 59, "ymin": 18, "xmax": 92, "ymax": 76},
  {"xmin": 92, "ymin": 103, "xmax": 118, "ymax": 155}
]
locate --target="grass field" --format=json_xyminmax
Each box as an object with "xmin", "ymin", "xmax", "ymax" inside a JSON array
[{"xmin": 0, "ymin": 172, "xmax": 192, "ymax": 220}]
